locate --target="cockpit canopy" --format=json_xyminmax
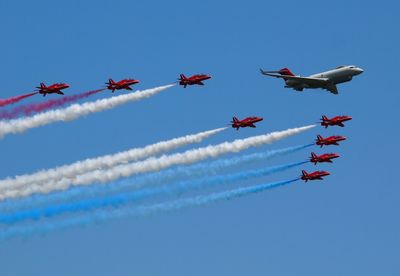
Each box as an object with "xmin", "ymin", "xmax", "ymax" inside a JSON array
[{"xmin": 336, "ymin": 65, "xmax": 357, "ymax": 69}]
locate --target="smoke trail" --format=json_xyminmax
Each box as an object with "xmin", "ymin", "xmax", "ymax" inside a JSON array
[
  {"xmin": 0, "ymin": 144, "xmax": 312, "ymax": 212},
  {"xmin": 0, "ymin": 84, "xmax": 174, "ymax": 139},
  {"xmin": 115, "ymin": 178, "xmax": 300, "ymax": 217},
  {"xmin": 0, "ymin": 92, "xmax": 38, "ymax": 107},
  {"xmin": 152, "ymin": 143, "xmax": 314, "ymax": 183},
  {"xmin": 0, "ymin": 162, "xmax": 306, "ymax": 224},
  {"xmin": 0, "ymin": 178, "xmax": 299, "ymax": 240},
  {"xmin": 0, "ymin": 127, "xmax": 226, "ymax": 192},
  {"xmin": 0, "ymin": 89, "xmax": 104, "ymax": 119},
  {"xmin": 0, "ymin": 124, "xmax": 315, "ymax": 200}
]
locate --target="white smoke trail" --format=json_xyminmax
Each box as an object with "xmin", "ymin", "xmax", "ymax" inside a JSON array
[
  {"xmin": 0, "ymin": 127, "xmax": 226, "ymax": 192},
  {"xmin": 0, "ymin": 125, "xmax": 315, "ymax": 200},
  {"xmin": 0, "ymin": 84, "xmax": 174, "ymax": 139}
]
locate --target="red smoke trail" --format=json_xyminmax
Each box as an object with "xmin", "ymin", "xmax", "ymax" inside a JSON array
[
  {"xmin": 0, "ymin": 89, "xmax": 105, "ymax": 119},
  {"xmin": 0, "ymin": 92, "xmax": 38, "ymax": 108}
]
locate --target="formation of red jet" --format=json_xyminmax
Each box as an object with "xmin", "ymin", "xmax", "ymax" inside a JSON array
[
  {"xmin": 315, "ymin": 135, "xmax": 346, "ymax": 147},
  {"xmin": 105, "ymin": 78, "xmax": 140, "ymax": 93},
  {"xmin": 30, "ymin": 73, "xmax": 211, "ymax": 98},
  {"xmin": 227, "ymin": 114, "xmax": 348, "ymax": 183},
  {"xmin": 223, "ymin": 114, "xmax": 350, "ymax": 182},
  {"xmin": 320, "ymin": 115, "xmax": 352, "ymax": 128},
  {"xmin": 300, "ymin": 114, "xmax": 352, "ymax": 182},
  {"xmin": 301, "ymin": 170, "xmax": 330, "ymax": 182},
  {"xmin": 230, "ymin": 116, "xmax": 263, "ymax": 130},
  {"xmin": 178, "ymin": 74, "xmax": 211, "ymax": 88},
  {"xmin": 310, "ymin": 152, "xmax": 340, "ymax": 165},
  {"xmin": 36, "ymin": 83, "xmax": 70, "ymax": 97},
  {"xmin": 35, "ymin": 78, "xmax": 142, "ymax": 96}
]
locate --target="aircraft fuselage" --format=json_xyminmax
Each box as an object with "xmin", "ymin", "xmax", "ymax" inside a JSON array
[{"xmin": 285, "ymin": 65, "xmax": 363, "ymax": 90}]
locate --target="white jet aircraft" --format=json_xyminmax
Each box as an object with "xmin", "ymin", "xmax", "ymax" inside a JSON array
[{"xmin": 260, "ymin": 65, "xmax": 363, "ymax": 94}]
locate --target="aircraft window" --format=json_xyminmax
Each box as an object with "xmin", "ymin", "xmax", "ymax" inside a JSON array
[{"xmin": 336, "ymin": 65, "xmax": 345, "ymax": 69}]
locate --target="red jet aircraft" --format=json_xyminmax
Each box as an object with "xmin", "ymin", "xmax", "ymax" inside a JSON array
[
  {"xmin": 231, "ymin": 116, "xmax": 263, "ymax": 130},
  {"xmin": 301, "ymin": 170, "xmax": 330, "ymax": 182},
  {"xmin": 36, "ymin": 82, "xmax": 70, "ymax": 97},
  {"xmin": 106, "ymin": 78, "xmax": 140, "ymax": 93},
  {"xmin": 315, "ymin": 135, "xmax": 346, "ymax": 147},
  {"xmin": 178, "ymin": 74, "xmax": 211, "ymax": 88},
  {"xmin": 310, "ymin": 152, "xmax": 340, "ymax": 165},
  {"xmin": 320, "ymin": 115, "xmax": 352, "ymax": 128}
]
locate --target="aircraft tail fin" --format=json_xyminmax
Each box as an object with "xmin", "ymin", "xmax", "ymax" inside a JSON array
[
  {"xmin": 232, "ymin": 116, "xmax": 239, "ymax": 123},
  {"xmin": 321, "ymin": 115, "xmax": 329, "ymax": 128},
  {"xmin": 278, "ymin": 68, "xmax": 295, "ymax": 76},
  {"xmin": 40, "ymin": 82, "xmax": 46, "ymax": 88},
  {"xmin": 311, "ymin": 152, "xmax": 317, "ymax": 158},
  {"xmin": 302, "ymin": 170, "xmax": 308, "ymax": 177},
  {"xmin": 108, "ymin": 78, "xmax": 115, "ymax": 85},
  {"xmin": 180, "ymin": 74, "xmax": 187, "ymax": 80},
  {"xmin": 317, "ymin": 135, "xmax": 323, "ymax": 141}
]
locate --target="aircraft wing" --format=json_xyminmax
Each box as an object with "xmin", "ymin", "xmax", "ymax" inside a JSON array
[
  {"xmin": 260, "ymin": 69, "xmax": 329, "ymax": 85},
  {"xmin": 325, "ymin": 84, "xmax": 338, "ymax": 94}
]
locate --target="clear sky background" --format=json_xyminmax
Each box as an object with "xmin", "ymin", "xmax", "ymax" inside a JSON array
[{"xmin": 0, "ymin": 0, "xmax": 398, "ymax": 275}]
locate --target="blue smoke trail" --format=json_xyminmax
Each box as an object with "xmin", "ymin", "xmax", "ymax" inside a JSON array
[
  {"xmin": 0, "ymin": 178, "xmax": 299, "ymax": 240},
  {"xmin": 0, "ymin": 161, "xmax": 307, "ymax": 224},
  {"xmin": 0, "ymin": 144, "xmax": 312, "ymax": 212}
]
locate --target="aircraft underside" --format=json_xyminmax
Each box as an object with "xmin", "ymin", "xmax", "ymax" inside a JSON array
[{"xmin": 285, "ymin": 83, "xmax": 338, "ymax": 94}]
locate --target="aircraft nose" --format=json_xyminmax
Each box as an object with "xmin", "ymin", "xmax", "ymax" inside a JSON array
[{"xmin": 355, "ymin": 68, "xmax": 364, "ymax": 75}]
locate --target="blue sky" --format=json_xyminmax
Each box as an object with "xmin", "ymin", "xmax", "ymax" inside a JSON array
[{"xmin": 0, "ymin": 0, "xmax": 398, "ymax": 275}]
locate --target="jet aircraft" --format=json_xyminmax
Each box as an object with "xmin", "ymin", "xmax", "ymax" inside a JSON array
[
  {"xmin": 320, "ymin": 115, "xmax": 352, "ymax": 128},
  {"xmin": 36, "ymin": 82, "xmax": 70, "ymax": 96},
  {"xmin": 301, "ymin": 170, "xmax": 330, "ymax": 182},
  {"xmin": 178, "ymin": 74, "xmax": 211, "ymax": 88},
  {"xmin": 315, "ymin": 135, "xmax": 346, "ymax": 147},
  {"xmin": 230, "ymin": 116, "xmax": 263, "ymax": 130},
  {"xmin": 106, "ymin": 78, "xmax": 139, "ymax": 92},
  {"xmin": 260, "ymin": 65, "xmax": 363, "ymax": 94},
  {"xmin": 310, "ymin": 152, "xmax": 340, "ymax": 165}
]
